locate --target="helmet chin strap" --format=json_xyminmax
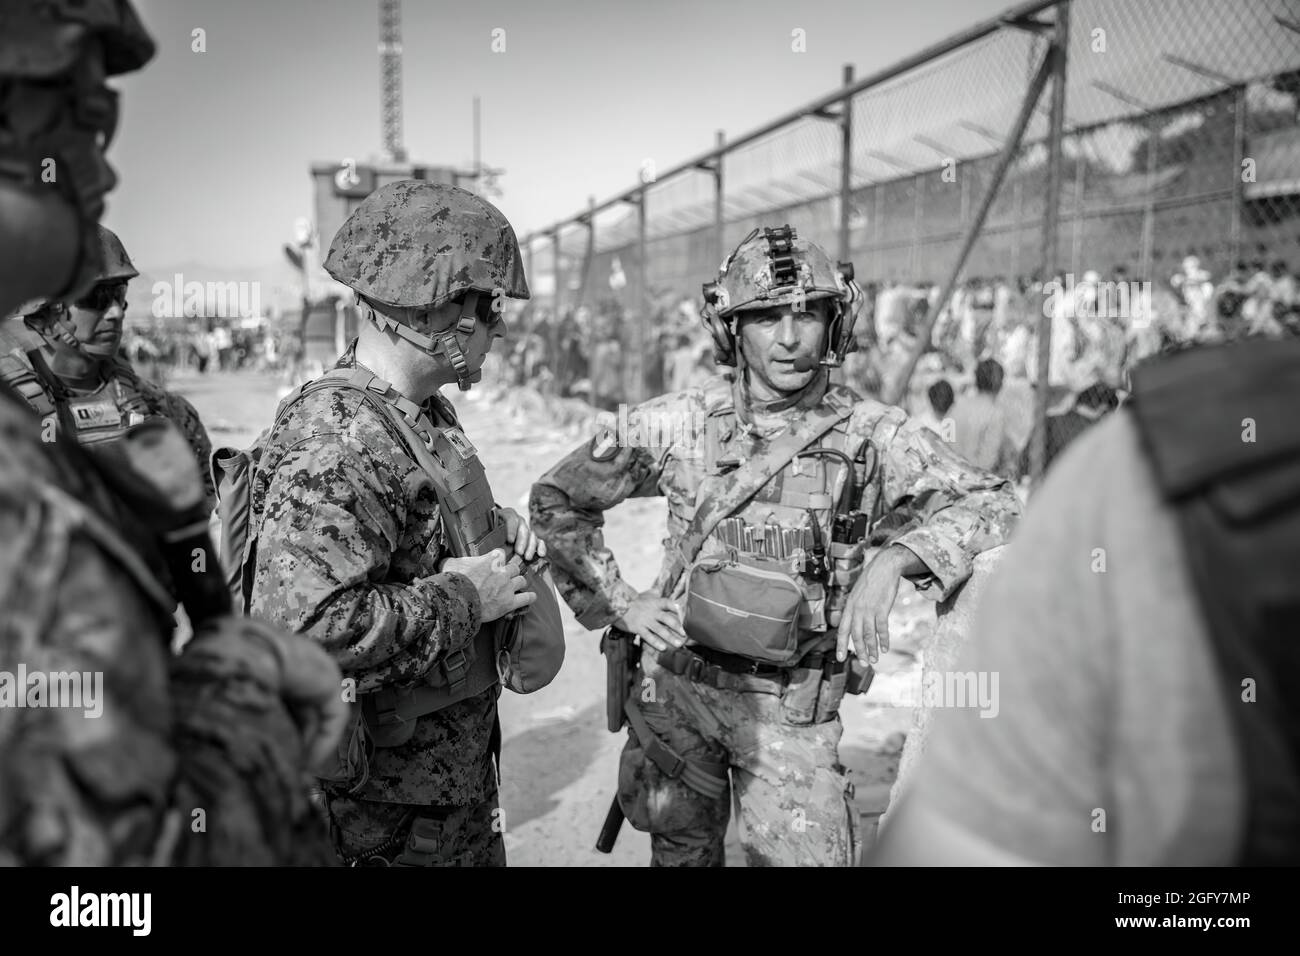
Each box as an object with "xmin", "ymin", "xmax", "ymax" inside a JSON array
[
  {"xmin": 25, "ymin": 305, "xmax": 98, "ymax": 363},
  {"xmin": 361, "ymin": 291, "xmax": 482, "ymax": 391}
]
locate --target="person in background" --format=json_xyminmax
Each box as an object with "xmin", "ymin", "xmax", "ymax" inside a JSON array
[{"xmin": 949, "ymin": 358, "xmax": 1017, "ymax": 477}]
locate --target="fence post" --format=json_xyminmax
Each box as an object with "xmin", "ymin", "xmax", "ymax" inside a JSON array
[
  {"xmin": 1231, "ymin": 84, "xmax": 1246, "ymax": 264},
  {"xmin": 882, "ymin": 29, "xmax": 1058, "ymax": 408},
  {"xmin": 552, "ymin": 229, "xmax": 563, "ymax": 318},
  {"xmin": 1029, "ymin": 0, "xmax": 1072, "ymax": 487},
  {"xmin": 627, "ymin": 191, "xmax": 647, "ymax": 404},
  {"xmin": 1138, "ymin": 121, "xmax": 1159, "ymax": 282},
  {"xmin": 839, "ymin": 64, "xmax": 854, "ymax": 263},
  {"xmin": 577, "ymin": 195, "xmax": 596, "ymax": 311},
  {"xmin": 714, "ymin": 129, "xmax": 726, "ymax": 269}
]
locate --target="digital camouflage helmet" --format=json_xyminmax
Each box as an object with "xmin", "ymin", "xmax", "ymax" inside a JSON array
[
  {"xmin": 324, "ymin": 180, "xmax": 530, "ymax": 390},
  {"xmin": 0, "ymin": 0, "xmax": 155, "ymax": 304},
  {"xmin": 701, "ymin": 225, "xmax": 862, "ymax": 368}
]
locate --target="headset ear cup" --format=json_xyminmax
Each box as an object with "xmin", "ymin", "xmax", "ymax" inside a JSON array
[{"xmin": 704, "ymin": 311, "xmax": 735, "ymax": 366}]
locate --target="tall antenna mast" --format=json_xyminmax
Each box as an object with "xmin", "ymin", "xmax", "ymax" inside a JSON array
[{"xmin": 378, "ymin": 0, "xmax": 407, "ymax": 163}]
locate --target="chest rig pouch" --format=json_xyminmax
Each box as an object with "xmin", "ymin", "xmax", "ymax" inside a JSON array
[
  {"xmin": 271, "ymin": 368, "xmax": 561, "ymax": 762},
  {"xmin": 0, "ymin": 349, "xmax": 153, "ymax": 453},
  {"xmin": 675, "ymin": 388, "xmax": 858, "ymax": 665}
]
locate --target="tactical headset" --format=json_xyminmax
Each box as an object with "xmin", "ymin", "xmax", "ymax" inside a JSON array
[{"xmin": 700, "ymin": 225, "xmax": 861, "ymax": 369}]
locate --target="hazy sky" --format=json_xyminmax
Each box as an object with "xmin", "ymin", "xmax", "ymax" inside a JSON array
[{"xmin": 107, "ymin": 0, "xmax": 1017, "ymax": 274}]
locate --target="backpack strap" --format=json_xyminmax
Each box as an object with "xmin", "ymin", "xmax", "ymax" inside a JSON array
[{"xmin": 0, "ymin": 349, "xmax": 59, "ymax": 423}]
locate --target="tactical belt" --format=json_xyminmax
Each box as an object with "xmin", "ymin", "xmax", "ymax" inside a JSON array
[{"xmin": 649, "ymin": 644, "xmax": 842, "ymax": 695}]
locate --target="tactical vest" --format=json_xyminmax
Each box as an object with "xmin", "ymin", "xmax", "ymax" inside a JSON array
[
  {"xmin": 682, "ymin": 378, "xmax": 877, "ymax": 646},
  {"xmin": 233, "ymin": 365, "xmax": 513, "ymax": 750},
  {"xmin": 0, "ymin": 348, "xmax": 153, "ymax": 451},
  {"xmin": 1129, "ymin": 335, "xmax": 1300, "ymax": 866}
]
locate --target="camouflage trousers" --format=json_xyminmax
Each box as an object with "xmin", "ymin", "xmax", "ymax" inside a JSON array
[
  {"xmin": 326, "ymin": 792, "xmax": 506, "ymax": 867},
  {"xmin": 618, "ymin": 650, "xmax": 859, "ymax": 867}
]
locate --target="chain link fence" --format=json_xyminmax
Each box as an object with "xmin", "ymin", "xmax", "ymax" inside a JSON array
[{"xmin": 515, "ymin": 0, "xmax": 1300, "ymax": 474}]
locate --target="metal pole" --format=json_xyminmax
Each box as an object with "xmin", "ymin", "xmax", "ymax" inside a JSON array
[
  {"xmin": 1029, "ymin": 1, "xmax": 1071, "ymax": 486},
  {"xmin": 1071, "ymin": 150, "xmax": 1085, "ymax": 275},
  {"xmin": 1231, "ymin": 84, "xmax": 1246, "ymax": 265},
  {"xmin": 1012, "ymin": 178, "xmax": 1023, "ymax": 278},
  {"xmin": 633, "ymin": 193, "xmax": 647, "ymax": 402},
  {"xmin": 839, "ymin": 64, "xmax": 854, "ymax": 263},
  {"xmin": 714, "ymin": 130, "xmax": 726, "ymax": 269},
  {"xmin": 911, "ymin": 178, "xmax": 923, "ymax": 279},
  {"xmin": 883, "ymin": 33, "xmax": 1057, "ymax": 407},
  {"xmin": 552, "ymin": 230, "xmax": 562, "ymax": 396},
  {"xmin": 1138, "ymin": 121, "xmax": 1158, "ymax": 282},
  {"xmin": 873, "ymin": 185, "xmax": 883, "ymax": 277},
  {"xmin": 576, "ymin": 195, "xmax": 596, "ymax": 311},
  {"xmin": 553, "ymin": 230, "xmax": 563, "ymax": 317}
]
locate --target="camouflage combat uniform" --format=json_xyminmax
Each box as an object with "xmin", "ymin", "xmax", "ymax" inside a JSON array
[
  {"xmin": 0, "ymin": 346, "xmax": 216, "ymax": 506},
  {"xmin": 247, "ymin": 179, "xmax": 532, "ymax": 866},
  {"xmin": 533, "ymin": 370, "xmax": 1020, "ymax": 865},
  {"xmin": 249, "ymin": 349, "xmax": 503, "ymax": 866},
  {"xmin": 0, "ymin": 0, "xmax": 337, "ymax": 869},
  {"xmin": 533, "ymin": 221, "xmax": 1021, "ymax": 867},
  {"xmin": 1, "ymin": 225, "xmax": 216, "ymax": 507}
]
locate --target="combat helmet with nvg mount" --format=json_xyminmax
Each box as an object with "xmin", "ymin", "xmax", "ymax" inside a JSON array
[
  {"xmin": 700, "ymin": 225, "xmax": 862, "ymax": 368},
  {"xmin": 323, "ymin": 180, "xmax": 530, "ymax": 390}
]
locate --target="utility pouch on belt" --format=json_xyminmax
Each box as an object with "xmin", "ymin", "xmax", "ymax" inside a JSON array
[{"xmin": 684, "ymin": 551, "xmax": 804, "ymax": 664}]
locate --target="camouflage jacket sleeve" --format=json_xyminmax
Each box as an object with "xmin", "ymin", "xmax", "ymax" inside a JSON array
[
  {"xmin": 138, "ymin": 378, "xmax": 216, "ymax": 511},
  {"xmin": 168, "ymin": 621, "xmax": 338, "ymax": 866},
  {"xmin": 863, "ymin": 404, "xmax": 1022, "ymax": 601},
  {"xmin": 162, "ymin": 390, "xmax": 215, "ymax": 509},
  {"xmin": 529, "ymin": 400, "xmax": 678, "ymax": 630},
  {"xmin": 250, "ymin": 429, "xmax": 481, "ymax": 693}
]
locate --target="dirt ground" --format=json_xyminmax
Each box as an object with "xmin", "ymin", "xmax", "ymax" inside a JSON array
[{"xmin": 181, "ymin": 368, "xmax": 929, "ymax": 866}]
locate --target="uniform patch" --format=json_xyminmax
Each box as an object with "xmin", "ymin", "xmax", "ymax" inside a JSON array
[
  {"xmin": 70, "ymin": 398, "xmax": 122, "ymax": 430},
  {"xmin": 444, "ymin": 428, "xmax": 477, "ymax": 460},
  {"xmin": 590, "ymin": 428, "xmax": 619, "ymax": 462}
]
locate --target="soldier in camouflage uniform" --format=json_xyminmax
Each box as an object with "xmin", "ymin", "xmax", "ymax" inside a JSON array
[
  {"xmin": 0, "ymin": 0, "xmax": 346, "ymax": 866},
  {"xmin": 2, "ymin": 226, "xmax": 216, "ymax": 507},
  {"xmin": 248, "ymin": 180, "xmax": 543, "ymax": 866},
  {"xmin": 531, "ymin": 227, "xmax": 1021, "ymax": 866}
]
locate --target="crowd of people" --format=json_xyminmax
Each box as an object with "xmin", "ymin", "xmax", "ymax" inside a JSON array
[
  {"xmin": 121, "ymin": 319, "xmax": 306, "ymax": 385},
  {"xmin": 501, "ymin": 249, "xmax": 1298, "ymax": 483}
]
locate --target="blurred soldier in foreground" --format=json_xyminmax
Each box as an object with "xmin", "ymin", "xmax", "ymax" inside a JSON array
[
  {"xmin": 243, "ymin": 180, "xmax": 561, "ymax": 866},
  {"xmin": 873, "ymin": 334, "xmax": 1300, "ymax": 866},
  {"xmin": 531, "ymin": 226, "xmax": 1020, "ymax": 866},
  {"xmin": 1, "ymin": 226, "xmax": 215, "ymax": 507},
  {"xmin": 0, "ymin": 0, "xmax": 345, "ymax": 865}
]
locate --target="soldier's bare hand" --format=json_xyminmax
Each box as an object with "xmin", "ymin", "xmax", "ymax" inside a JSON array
[
  {"xmin": 499, "ymin": 506, "xmax": 546, "ymax": 562},
  {"xmin": 614, "ymin": 591, "xmax": 686, "ymax": 653},
  {"xmin": 442, "ymin": 549, "xmax": 536, "ymax": 623},
  {"xmin": 836, "ymin": 547, "xmax": 907, "ymax": 665}
]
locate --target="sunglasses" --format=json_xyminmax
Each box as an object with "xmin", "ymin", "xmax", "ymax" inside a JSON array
[{"xmin": 74, "ymin": 282, "xmax": 128, "ymax": 312}]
